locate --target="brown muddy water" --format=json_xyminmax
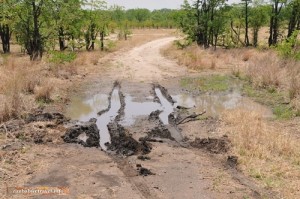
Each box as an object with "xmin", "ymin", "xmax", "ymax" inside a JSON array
[{"xmin": 66, "ymin": 87, "xmax": 272, "ymax": 149}]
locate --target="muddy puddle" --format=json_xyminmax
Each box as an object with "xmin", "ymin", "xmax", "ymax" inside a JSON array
[
  {"xmin": 66, "ymin": 86, "xmax": 272, "ymax": 149},
  {"xmin": 172, "ymin": 91, "xmax": 273, "ymax": 118}
]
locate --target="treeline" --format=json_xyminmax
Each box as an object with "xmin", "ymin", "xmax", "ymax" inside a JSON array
[
  {"xmin": 179, "ymin": 0, "xmax": 300, "ymax": 50},
  {"xmin": 0, "ymin": 0, "xmax": 179, "ymax": 60}
]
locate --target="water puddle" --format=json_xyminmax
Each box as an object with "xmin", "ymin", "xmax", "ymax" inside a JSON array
[
  {"xmin": 65, "ymin": 85, "xmax": 273, "ymax": 150},
  {"xmin": 119, "ymin": 95, "xmax": 161, "ymax": 126},
  {"xmin": 172, "ymin": 91, "xmax": 273, "ymax": 118},
  {"xmin": 96, "ymin": 87, "xmax": 121, "ymax": 149}
]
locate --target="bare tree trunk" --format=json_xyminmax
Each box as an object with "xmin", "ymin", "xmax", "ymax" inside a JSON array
[
  {"xmin": 100, "ymin": 30, "xmax": 104, "ymax": 51},
  {"xmin": 244, "ymin": 0, "xmax": 250, "ymax": 46},
  {"xmin": 30, "ymin": 0, "xmax": 43, "ymax": 61},
  {"xmin": 0, "ymin": 24, "xmax": 11, "ymax": 53},
  {"xmin": 58, "ymin": 26, "xmax": 66, "ymax": 51}
]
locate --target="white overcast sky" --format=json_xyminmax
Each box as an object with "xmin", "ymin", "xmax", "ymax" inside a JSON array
[{"xmin": 105, "ymin": 0, "xmax": 240, "ymax": 10}]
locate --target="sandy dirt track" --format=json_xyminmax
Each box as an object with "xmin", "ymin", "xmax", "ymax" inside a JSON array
[{"xmin": 3, "ymin": 35, "xmax": 267, "ymax": 199}]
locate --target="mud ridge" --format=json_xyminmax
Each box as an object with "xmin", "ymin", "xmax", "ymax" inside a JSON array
[
  {"xmin": 115, "ymin": 88, "xmax": 125, "ymax": 122},
  {"xmin": 152, "ymin": 83, "xmax": 175, "ymax": 105},
  {"xmin": 97, "ymin": 81, "xmax": 121, "ymax": 116},
  {"xmin": 106, "ymin": 122, "xmax": 152, "ymax": 156}
]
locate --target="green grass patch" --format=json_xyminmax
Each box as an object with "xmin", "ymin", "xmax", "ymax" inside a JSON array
[
  {"xmin": 181, "ymin": 75, "xmax": 231, "ymax": 92},
  {"xmin": 242, "ymin": 82, "xmax": 295, "ymax": 119}
]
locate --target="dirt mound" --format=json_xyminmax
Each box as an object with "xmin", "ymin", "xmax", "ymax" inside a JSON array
[
  {"xmin": 190, "ymin": 135, "xmax": 230, "ymax": 154},
  {"xmin": 62, "ymin": 118, "xmax": 100, "ymax": 147},
  {"xmin": 107, "ymin": 122, "xmax": 151, "ymax": 156}
]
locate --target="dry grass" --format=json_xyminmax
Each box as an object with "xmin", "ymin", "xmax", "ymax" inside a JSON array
[
  {"xmin": 34, "ymin": 83, "xmax": 54, "ymax": 103},
  {"xmin": 246, "ymin": 52, "xmax": 283, "ymax": 88},
  {"xmin": 223, "ymin": 109, "xmax": 300, "ymax": 198},
  {"xmin": 162, "ymin": 44, "xmax": 208, "ymax": 70},
  {"xmin": 162, "ymin": 43, "xmax": 259, "ymax": 71},
  {"xmin": 0, "ymin": 57, "xmax": 36, "ymax": 122}
]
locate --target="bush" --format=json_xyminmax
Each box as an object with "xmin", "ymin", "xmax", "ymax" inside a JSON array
[
  {"xmin": 48, "ymin": 51, "xmax": 77, "ymax": 65},
  {"xmin": 276, "ymin": 30, "xmax": 300, "ymax": 60}
]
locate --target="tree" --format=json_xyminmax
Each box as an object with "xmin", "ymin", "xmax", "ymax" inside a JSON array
[
  {"xmin": 269, "ymin": 0, "xmax": 286, "ymax": 46},
  {"xmin": 14, "ymin": 0, "xmax": 51, "ymax": 60},
  {"xmin": 178, "ymin": 0, "xmax": 227, "ymax": 48},
  {"xmin": 249, "ymin": 2, "xmax": 270, "ymax": 47},
  {"xmin": 287, "ymin": 0, "xmax": 300, "ymax": 37},
  {"xmin": 0, "ymin": 0, "xmax": 15, "ymax": 53},
  {"xmin": 82, "ymin": 0, "xmax": 106, "ymax": 51},
  {"xmin": 50, "ymin": 0, "xmax": 82, "ymax": 51},
  {"xmin": 242, "ymin": 0, "xmax": 251, "ymax": 46}
]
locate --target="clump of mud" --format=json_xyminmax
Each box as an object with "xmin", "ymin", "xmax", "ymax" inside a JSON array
[
  {"xmin": 148, "ymin": 110, "xmax": 163, "ymax": 122},
  {"xmin": 136, "ymin": 164, "xmax": 155, "ymax": 176},
  {"xmin": 107, "ymin": 122, "xmax": 151, "ymax": 156},
  {"xmin": 138, "ymin": 155, "xmax": 151, "ymax": 161},
  {"xmin": 227, "ymin": 155, "xmax": 238, "ymax": 168},
  {"xmin": 62, "ymin": 118, "xmax": 100, "ymax": 147},
  {"xmin": 190, "ymin": 135, "xmax": 230, "ymax": 154}
]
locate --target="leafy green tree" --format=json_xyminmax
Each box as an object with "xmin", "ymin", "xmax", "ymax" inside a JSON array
[
  {"xmin": 82, "ymin": 0, "xmax": 106, "ymax": 51},
  {"xmin": 50, "ymin": 0, "xmax": 82, "ymax": 51},
  {"xmin": 179, "ymin": 0, "xmax": 227, "ymax": 48},
  {"xmin": 14, "ymin": 0, "xmax": 51, "ymax": 60}
]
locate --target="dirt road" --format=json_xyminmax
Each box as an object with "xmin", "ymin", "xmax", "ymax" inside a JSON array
[
  {"xmin": 109, "ymin": 37, "xmax": 188, "ymax": 82},
  {"xmin": 4, "ymin": 36, "xmax": 266, "ymax": 199}
]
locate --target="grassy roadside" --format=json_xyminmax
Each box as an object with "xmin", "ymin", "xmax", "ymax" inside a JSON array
[{"xmin": 165, "ymin": 41, "xmax": 300, "ymax": 198}]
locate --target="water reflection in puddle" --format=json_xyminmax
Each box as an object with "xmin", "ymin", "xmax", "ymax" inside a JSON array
[
  {"xmin": 66, "ymin": 88, "xmax": 273, "ymax": 149},
  {"xmin": 172, "ymin": 91, "xmax": 273, "ymax": 117},
  {"xmin": 119, "ymin": 95, "xmax": 161, "ymax": 126},
  {"xmin": 96, "ymin": 88, "xmax": 121, "ymax": 149},
  {"xmin": 154, "ymin": 88, "xmax": 174, "ymax": 124}
]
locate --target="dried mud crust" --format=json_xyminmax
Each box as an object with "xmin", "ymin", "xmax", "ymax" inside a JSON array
[
  {"xmin": 190, "ymin": 135, "xmax": 231, "ymax": 154},
  {"xmin": 0, "ymin": 111, "xmax": 69, "ymax": 145}
]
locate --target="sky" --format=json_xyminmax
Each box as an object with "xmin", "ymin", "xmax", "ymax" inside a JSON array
[
  {"xmin": 106, "ymin": 0, "xmax": 239, "ymax": 10},
  {"xmin": 106, "ymin": 0, "xmax": 183, "ymax": 10}
]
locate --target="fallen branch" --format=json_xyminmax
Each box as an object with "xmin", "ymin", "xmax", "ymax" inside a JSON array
[{"xmin": 176, "ymin": 111, "xmax": 206, "ymax": 125}]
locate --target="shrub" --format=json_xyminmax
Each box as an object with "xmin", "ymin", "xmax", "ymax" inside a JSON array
[
  {"xmin": 48, "ymin": 51, "xmax": 77, "ymax": 65},
  {"xmin": 276, "ymin": 30, "xmax": 300, "ymax": 60}
]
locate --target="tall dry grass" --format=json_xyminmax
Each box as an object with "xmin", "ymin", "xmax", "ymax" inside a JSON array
[
  {"xmin": 0, "ymin": 57, "xmax": 42, "ymax": 122},
  {"xmin": 223, "ymin": 109, "xmax": 300, "ymax": 198},
  {"xmin": 246, "ymin": 52, "xmax": 283, "ymax": 88}
]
